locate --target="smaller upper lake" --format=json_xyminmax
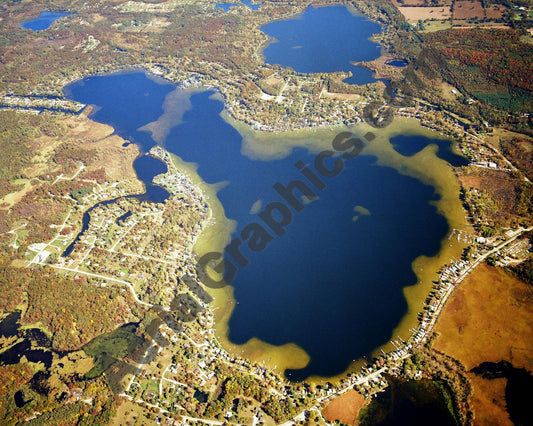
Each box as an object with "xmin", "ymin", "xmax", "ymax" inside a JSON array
[
  {"xmin": 261, "ymin": 5, "xmax": 382, "ymax": 85},
  {"xmin": 216, "ymin": 0, "xmax": 261, "ymax": 11},
  {"xmin": 21, "ymin": 11, "xmax": 72, "ymax": 31}
]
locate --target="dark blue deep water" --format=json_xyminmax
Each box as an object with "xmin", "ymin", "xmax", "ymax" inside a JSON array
[
  {"xmin": 390, "ymin": 134, "xmax": 469, "ymax": 167},
  {"xmin": 64, "ymin": 71, "xmax": 450, "ymax": 380},
  {"xmin": 387, "ymin": 59, "xmax": 409, "ymax": 68},
  {"xmin": 261, "ymin": 6, "xmax": 382, "ymax": 85},
  {"xmin": 62, "ymin": 73, "xmax": 171, "ymax": 257},
  {"xmin": 21, "ymin": 11, "xmax": 71, "ymax": 31}
]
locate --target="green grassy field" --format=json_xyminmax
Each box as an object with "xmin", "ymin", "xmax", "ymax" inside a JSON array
[
  {"xmin": 420, "ymin": 20, "xmax": 452, "ymax": 33},
  {"xmin": 83, "ymin": 323, "xmax": 144, "ymax": 379}
]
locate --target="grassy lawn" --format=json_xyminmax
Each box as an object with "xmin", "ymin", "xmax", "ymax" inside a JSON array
[
  {"xmin": 520, "ymin": 34, "xmax": 533, "ymax": 45},
  {"xmin": 419, "ymin": 20, "xmax": 452, "ymax": 33},
  {"xmin": 83, "ymin": 323, "xmax": 144, "ymax": 379},
  {"xmin": 140, "ymin": 378, "xmax": 160, "ymax": 396},
  {"xmin": 111, "ymin": 398, "xmax": 155, "ymax": 426}
]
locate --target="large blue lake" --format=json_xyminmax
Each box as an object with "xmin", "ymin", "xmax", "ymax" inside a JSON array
[
  {"xmin": 261, "ymin": 5, "xmax": 382, "ymax": 85},
  {"xmin": 64, "ymin": 71, "xmax": 451, "ymax": 379}
]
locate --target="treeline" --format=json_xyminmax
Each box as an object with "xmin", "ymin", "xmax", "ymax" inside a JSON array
[
  {"xmin": 458, "ymin": 166, "xmax": 532, "ymax": 229},
  {"xmin": 425, "ymin": 28, "xmax": 532, "ymax": 99},
  {"xmin": 500, "ymin": 137, "xmax": 533, "ymax": 181},
  {"xmin": 0, "ymin": 359, "xmax": 117, "ymax": 426},
  {"xmin": 0, "ymin": 254, "xmax": 25, "ymax": 311},
  {"xmin": 1, "ymin": 184, "xmax": 75, "ymax": 245},
  {"xmin": 0, "ymin": 111, "xmax": 62, "ymax": 194},
  {"xmin": 0, "ymin": 257, "xmax": 143, "ymax": 351},
  {"xmin": 508, "ymin": 258, "xmax": 533, "ymax": 286},
  {"xmin": 201, "ymin": 368, "xmax": 311, "ymax": 423},
  {"xmin": 24, "ymin": 268, "xmax": 143, "ymax": 351},
  {"xmin": 393, "ymin": 26, "xmax": 533, "ymax": 131}
]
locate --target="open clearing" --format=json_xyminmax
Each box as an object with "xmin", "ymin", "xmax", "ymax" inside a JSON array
[
  {"xmin": 433, "ymin": 263, "xmax": 533, "ymax": 425},
  {"xmin": 322, "ymin": 389, "xmax": 366, "ymax": 425},
  {"xmin": 485, "ymin": 4, "xmax": 506, "ymax": 19},
  {"xmin": 393, "ymin": 0, "xmax": 508, "ymax": 25},
  {"xmin": 453, "ymin": 0, "xmax": 484, "ymax": 20},
  {"xmin": 395, "ymin": 6, "xmax": 452, "ymax": 21},
  {"xmin": 434, "ymin": 263, "xmax": 533, "ymax": 370}
]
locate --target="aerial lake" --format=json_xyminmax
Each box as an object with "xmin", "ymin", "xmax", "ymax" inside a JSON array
[
  {"xmin": 387, "ymin": 59, "xmax": 409, "ymax": 68},
  {"xmin": 64, "ymin": 71, "xmax": 460, "ymax": 380},
  {"xmin": 260, "ymin": 5, "xmax": 382, "ymax": 85},
  {"xmin": 21, "ymin": 11, "xmax": 71, "ymax": 31},
  {"xmin": 216, "ymin": 0, "xmax": 261, "ymax": 12}
]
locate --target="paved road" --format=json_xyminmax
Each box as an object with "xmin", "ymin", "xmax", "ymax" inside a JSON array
[{"xmin": 36, "ymin": 262, "xmax": 154, "ymax": 307}]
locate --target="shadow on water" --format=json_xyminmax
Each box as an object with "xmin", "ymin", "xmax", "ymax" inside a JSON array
[
  {"xmin": 0, "ymin": 341, "xmax": 53, "ymax": 369},
  {"xmin": 0, "ymin": 313, "xmax": 54, "ymax": 369},
  {"xmin": 194, "ymin": 389, "xmax": 209, "ymax": 403},
  {"xmin": 389, "ymin": 134, "xmax": 469, "ymax": 168},
  {"xmin": 0, "ymin": 311, "xmax": 21, "ymax": 338},
  {"xmin": 386, "ymin": 60, "xmax": 408, "ymax": 68},
  {"xmin": 472, "ymin": 360, "xmax": 533, "ymax": 426},
  {"xmin": 14, "ymin": 390, "xmax": 25, "ymax": 408},
  {"xmin": 358, "ymin": 376, "xmax": 458, "ymax": 426}
]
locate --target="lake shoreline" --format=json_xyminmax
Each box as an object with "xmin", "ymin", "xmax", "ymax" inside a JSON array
[
  {"xmin": 192, "ymin": 110, "xmax": 468, "ymax": 383},
  {"xmin": 62, "ymin": 70, "xmax": 468, "ymax": 384}
]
